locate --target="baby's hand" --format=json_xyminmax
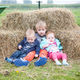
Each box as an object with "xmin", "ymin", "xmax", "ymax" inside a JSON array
[
  {"xmin": 35, "ymin": 54, "xmax": 38, "ymax": 58},
  {"xmin": 18, "ymin": 45, "xmax": 22, "ymax": 49},
  {"xmin": 43, "ymin": 44, "xmax": 49, "ymax": 48}
]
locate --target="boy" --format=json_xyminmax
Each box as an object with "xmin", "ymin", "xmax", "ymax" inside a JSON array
[
  {"xmin": 40, "ymin": 31, "xmax": 69, "ymax": 66},
  {"xmin": 5, "ymin": 29, "xmax": 40, "ymax": 66}
]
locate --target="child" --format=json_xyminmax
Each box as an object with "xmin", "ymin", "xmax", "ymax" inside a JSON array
[
  {"xmin": 5, "ymin": 29, "xmax": 40, "ymax": 66},
  {"xmin": 40, "ymin": 31, "xmax": 69, "ymax": 66},
  {"xmin": 34, "ymin": 20, "xmax": 48, "ymax": 66}
]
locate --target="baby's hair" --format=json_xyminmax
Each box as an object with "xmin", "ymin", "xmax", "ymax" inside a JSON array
[
  {"xmin": 46, "ymin": 31, "xmax": 55, "ymax": 36},
  {"xmin": 35, "ymin": 20, "xmax": 47, "ymax": 29},
  {"xmin": 26, "ymin": 29, "xmax": 35, "ymax": 38}
]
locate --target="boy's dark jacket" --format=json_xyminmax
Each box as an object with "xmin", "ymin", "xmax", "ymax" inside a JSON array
[{"xmin": 18, "ymin": 37, "xmax": 40, "ymax": 55}]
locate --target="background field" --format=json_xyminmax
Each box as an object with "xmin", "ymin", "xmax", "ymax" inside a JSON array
[{"xmin": 0, "ymin": 4, "xmax": 80, "ymax": 80}]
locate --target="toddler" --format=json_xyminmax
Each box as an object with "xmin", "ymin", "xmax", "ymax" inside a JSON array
[
  {"xmin": 5, "ymin": 29, "xmax": 40, "ymax": 66},
  {"xmin": 40, "ymin": 31, "xmax": 69, "ymax": 66}
]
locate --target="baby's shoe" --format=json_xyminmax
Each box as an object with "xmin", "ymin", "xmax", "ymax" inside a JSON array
[
  {"xmin": 56, "ymin": 61, "xmax": 62, "ymax": 65},
  {"xmin": 5, "ymin": 57, "xmax": 13, "ymax": 63},
  {"xmin": 62, "ymin": 60, "xmax": 69, "ymax": 66}
]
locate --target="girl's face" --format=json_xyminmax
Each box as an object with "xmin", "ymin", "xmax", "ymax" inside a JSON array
[
  {"xmin": 46, "ymin": 33, "xmax": 55, "ymax": 42},
  {"xmin": 36, "ymin": 27, "xmax": 46, "ymax": 36}
]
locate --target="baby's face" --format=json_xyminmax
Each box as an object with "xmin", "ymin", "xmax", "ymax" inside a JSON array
[
  {"xmin": 27, "ymin": 36, "xmax": 35, "ymax": 43},
  {"xmin": 47, "ymin": 33, "xmax": 55, "ymax": 42},
  {"xmin": 36, "ymin": 27, "xmax": 46, "ymax": 36}
]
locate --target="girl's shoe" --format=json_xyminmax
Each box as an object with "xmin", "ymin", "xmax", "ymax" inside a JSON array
[
  {"xmin": 14, "ymin": 59, "xmax": 29, "ymax": 67},
  {"xmin": 62, "ymin": 61, "xmax": 69, "ymax": 66},
  {"xmin": 34, "ymin": 57, "xmax": 47, "ymax": 66},
  {"xmin": 56, "ymin": 61, "xmax": 62, "ymax": 65}
]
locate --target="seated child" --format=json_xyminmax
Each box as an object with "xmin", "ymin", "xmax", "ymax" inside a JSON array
[
  {"xmin": 40, "ymin": 31, "xmax": 69, "ymax": 66},
  {"xmin": 5, "ymin": 29, "xmax": 40, "ymax": 66},
  {"xmin": 34, "ymin": 20, "xmax": 48, "ymax": 66}
]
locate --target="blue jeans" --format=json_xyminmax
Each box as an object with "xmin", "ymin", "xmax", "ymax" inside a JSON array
[{"xmin": 10, "ymin": 49, "xmax": 27, "ymax": 59}]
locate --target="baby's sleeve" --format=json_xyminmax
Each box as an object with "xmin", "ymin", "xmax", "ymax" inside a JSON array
[
  {"xmin": 40, "ymin": 39, "xmax": 47, "ymax": 49},
  {"xmin": 56, "ymin": 39, "xmax": 63, "ymax": 50}
]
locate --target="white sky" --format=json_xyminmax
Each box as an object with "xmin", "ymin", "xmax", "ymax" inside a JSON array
[{"xmin": 0, "ymin": 0, "xmax": 80, "ymax": 4}]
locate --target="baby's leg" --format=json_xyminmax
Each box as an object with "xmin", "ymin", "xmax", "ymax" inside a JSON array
[
  {"xmin": 59, "ymin": 52, "xmax": 69, "ymax": 66},
  {"xmin": 51, "ymin": 52, "xmax": 62, "ymax": 65}
]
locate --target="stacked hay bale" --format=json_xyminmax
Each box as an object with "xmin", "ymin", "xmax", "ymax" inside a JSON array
[
  {"xmin": 0, "ymin": 30, "xmax": 25, "ymax": 59},
  {"xmin": 0, "ymin": 8, "xmax": 80, "ymax": 59}
]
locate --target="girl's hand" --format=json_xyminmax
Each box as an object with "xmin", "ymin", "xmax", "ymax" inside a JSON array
[{"xmin": 18, "ymin": 45, "xmax": 22, "ymax": 49}]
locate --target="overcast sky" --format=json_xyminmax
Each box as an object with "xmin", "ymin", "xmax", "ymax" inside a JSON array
[{"xmin": 0, "ymin": 0, "xmax": 80, "ymax": 4}]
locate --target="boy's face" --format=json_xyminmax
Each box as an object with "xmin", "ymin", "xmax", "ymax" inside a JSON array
[
  {"xmin": 27, "ymin": 36, "xmax": 35, "ymax": 43},
  {"xmin": 36, "ymin": 27, "xmax": 46, "ymax": 36},
  {"xmin": 47, "ymin": 33, "xmax": 55, "ymax": 42}
]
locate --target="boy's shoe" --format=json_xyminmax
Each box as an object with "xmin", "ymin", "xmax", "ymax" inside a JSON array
[
  {"xmin": 5, "ymin": 57, "xmax": 13, "ymax": 63},
  {"xmin": 14, "ymin": 59, "xmax": 29, "ymax": 67},
  {"xmin": 34, "ymin": 57, "xmax": 47, "ymax": 66}
]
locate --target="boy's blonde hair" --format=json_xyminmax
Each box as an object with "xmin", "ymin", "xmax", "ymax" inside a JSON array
[
  {"xmin": 36, "ymin": 20, "xmax": 47, "ymax": 29},
  {"xmin": 26, "ymin": 29, "xmax": 36, "ymax": 38},
  {"xmin": 46, "ymin": 31, "xmax": 55, "ymax": 37}
]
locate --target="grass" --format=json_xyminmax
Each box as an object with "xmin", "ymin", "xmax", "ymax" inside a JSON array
[{"xmin": 0, "ymin": 58, "xmax": 80, "ymax": 80}]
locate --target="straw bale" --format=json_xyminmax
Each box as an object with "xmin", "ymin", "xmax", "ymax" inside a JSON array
[
  {"xmin": 0, "ymin": 8, "xmax": 80, "ymax": 59},
  {"xmin": 1, "ymin": 8, "xmax": 78, "ymax": 31},
  {"xmin": 52, "ymin": 29, "xmax": 80, "ymax": 58},
  {"xmin": 0, "ymin": 30, "xmax": 25, "ymax": 59}
]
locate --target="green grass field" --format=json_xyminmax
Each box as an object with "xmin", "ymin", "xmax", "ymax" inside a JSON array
[
  {"xmin": 0, "ymin": 4, "xmax": 80, "ymax": 80},
  {"xmin": 0, "ymin": 58, "xmax": 80, "ymax": 80}
]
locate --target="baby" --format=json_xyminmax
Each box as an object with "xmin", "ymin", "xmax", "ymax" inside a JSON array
[{"xmin": 40, "ymin": 31, "xmax": 69, "ymax": 66}]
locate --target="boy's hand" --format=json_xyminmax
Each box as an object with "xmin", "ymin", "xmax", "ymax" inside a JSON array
[
  {"xmin": 35, "ymin": 54, "xmax": 38, "ymax": 58},
  {"xmin": 18, "ymin": 45, "xmax": 22, "ymax": 49}
]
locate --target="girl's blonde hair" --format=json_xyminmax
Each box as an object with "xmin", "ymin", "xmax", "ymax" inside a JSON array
[{"xmin": 35, "ymin": 20, "xmax": 47, "ymax": 29}]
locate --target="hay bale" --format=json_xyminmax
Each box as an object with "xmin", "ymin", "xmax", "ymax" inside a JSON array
[
  {"xmin": 0, "ymin": 30, "xmax": 25, "ymax": 59},
  {"xmin": 52, "ymin": 29, "xmax": 80, "ymax": 58},
  {"xmin": 0, "ymin": 8, "xmax": 80, "ymax": 59},
  {"xmin": 1, "ymin": 8, "xmax": 78, "ymax": 31}
]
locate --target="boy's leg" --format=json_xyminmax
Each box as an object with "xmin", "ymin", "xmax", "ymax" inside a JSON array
[
  {"xmin": 14, "ymin": 51, "xmax": 35, "ymax": 66},
  {"xmin": 34, "ymin": 49, "xmax": 48, "ymax": 66},
  {"xmin": 39, "ymin": 49, "xmax": 48, "ymax": 58}
]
